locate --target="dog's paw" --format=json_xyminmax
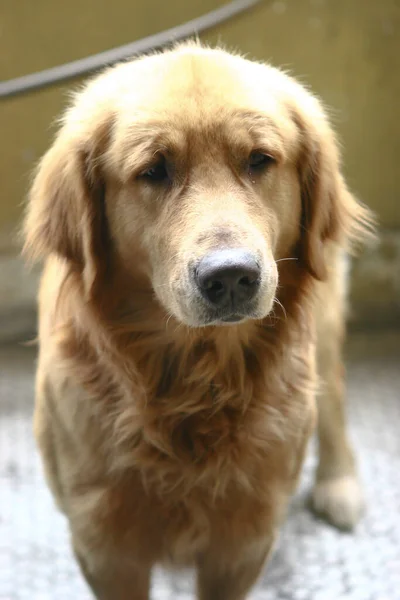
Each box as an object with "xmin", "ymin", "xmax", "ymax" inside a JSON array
[{"xmin": 311, "ymin": 475, "xmax": 364, "ymax": 530}]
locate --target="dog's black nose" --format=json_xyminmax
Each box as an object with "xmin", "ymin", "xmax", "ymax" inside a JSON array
[{"xmin": 196, "ymin": 249, "xmax": 261, "ymax": 307}]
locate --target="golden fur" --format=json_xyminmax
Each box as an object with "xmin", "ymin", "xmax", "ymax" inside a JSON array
[{"xmin": 24, "ymin": 44, "xmax": 373, "ymax": 599}]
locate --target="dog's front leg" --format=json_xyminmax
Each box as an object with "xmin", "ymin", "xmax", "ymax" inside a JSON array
[
  {"xmin": 74, "ymin": 545, "xmax": 151, "ymax": 600},
  {"xmin": 196, "ymin": 537, "xmax": 274, "ymax": 600}
]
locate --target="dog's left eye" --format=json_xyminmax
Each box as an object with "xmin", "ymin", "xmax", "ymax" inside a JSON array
[
  {"xmin": 248, "ymin": 151, "xmax": 275, "ymax": 173},
  {"xmin": 140, "ymin": 157, "xmax": 169, "ymax": 183}
]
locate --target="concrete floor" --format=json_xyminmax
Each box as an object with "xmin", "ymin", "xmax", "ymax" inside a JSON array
[{"xmin": 0, "ymin": 332, "xmax": 399, "ymax": 600}]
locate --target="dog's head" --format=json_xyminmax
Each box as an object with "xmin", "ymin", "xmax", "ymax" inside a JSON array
[{"xmin": 24, "ymin": 44, "xmax": 372, "ymax": 327}]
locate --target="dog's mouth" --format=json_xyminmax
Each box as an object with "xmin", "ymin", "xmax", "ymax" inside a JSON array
[
  {"xmin": 201, "ymin": 312, "xmax": 249, "ymax": 327},
  {"xmin": 220, "ymin": 314, "xmax": 244, "ymax": 323},
  {"xmin": 157, "ymin": 247, "xmax": 278, "ymax": 328},
  {"xmin": 165, "ymin": 286, "xmax": 274, "ymax": 329},
  {"xmin": 188, "ymin": 303, "xmax": 264, "ymax": 328}
]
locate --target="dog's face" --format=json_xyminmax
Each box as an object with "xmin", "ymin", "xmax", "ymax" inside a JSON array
[
  {"xmin": 25, "ymin": 45, "xmax": 368, "ymax": 328},
  {"xmin": 106, "ymin": 63, "xmax": 303, "ymax": 326}
]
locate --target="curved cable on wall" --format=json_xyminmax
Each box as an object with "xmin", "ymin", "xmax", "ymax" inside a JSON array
[{"xmin": 0, "ymin": 0, "xmax": 263, "ymax": 99}]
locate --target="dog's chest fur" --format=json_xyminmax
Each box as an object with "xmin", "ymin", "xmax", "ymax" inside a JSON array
[
  {"xmin": 101, "ymin": 333, "xmax": 315, "ymax": 495},
  {"xmin": 57, "ymin": 324, "xmax": 316, "ymax": 563}
]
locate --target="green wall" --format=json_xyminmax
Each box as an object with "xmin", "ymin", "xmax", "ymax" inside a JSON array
[{"xmin": 1, "ymin": 0, "xmax": 399, "ymax": 239}]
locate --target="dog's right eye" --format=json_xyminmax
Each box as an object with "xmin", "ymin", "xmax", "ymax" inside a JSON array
[{"xmin": 140, "ymin": 157, "xmax": 169, "ymax": 183}]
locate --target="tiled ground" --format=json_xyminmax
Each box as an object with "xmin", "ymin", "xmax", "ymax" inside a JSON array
[{"xmin": 1, "ymin": 333, "xmax": 399, "ymax": 600}]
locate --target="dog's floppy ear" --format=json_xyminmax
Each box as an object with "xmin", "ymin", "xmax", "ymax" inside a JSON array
[
  {"xmin": 23, "ymin": 107, "xmax": 112, "ymax": 297},
  {"xmin": 293, "ymin": 101, "xmax": 374, "ymax": 281}
]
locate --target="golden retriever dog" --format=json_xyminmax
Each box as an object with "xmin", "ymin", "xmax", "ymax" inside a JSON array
[{"xmin": 24, "ymin": 43, "xmax": 373, "ymax": 599}]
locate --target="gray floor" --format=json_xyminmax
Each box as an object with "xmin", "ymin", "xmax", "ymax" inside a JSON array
[{"xmin": 1, "ymin": 333, "xmax": 399, "ymax": 600}]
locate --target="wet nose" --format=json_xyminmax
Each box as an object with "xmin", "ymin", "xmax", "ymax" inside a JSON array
[{"xmin": 195, "ymin": 249, "xmax": 261, "ymax": 307}]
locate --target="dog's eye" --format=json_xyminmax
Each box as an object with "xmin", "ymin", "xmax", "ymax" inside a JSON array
[
  {"xmin": 140, "ymin": 158, "xmax": 169, "ymax": 183},
  {"xmin": 248, "ymin": 151, "xmax": 275, "ymax": 173}
]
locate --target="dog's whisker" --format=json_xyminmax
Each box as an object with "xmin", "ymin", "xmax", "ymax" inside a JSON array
[
  {"xmin": 173, "ymin": 322, "xmax": 184, "ymax": 335},
  {"xmin": 154, "ymin": 283, "xmax": 171, "ymax": 290},
  {"xmin": 165, "ymin": 313, "xmax": 174, "ymax": 330},
  {"xmin": 273, "ymin": 297, "xmax": 288, "ymax": 320}
]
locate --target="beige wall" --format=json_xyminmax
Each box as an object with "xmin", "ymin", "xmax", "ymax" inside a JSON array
[{"xmin": 1, "ymin": 0, "xmax": 399, "ymax": 237}]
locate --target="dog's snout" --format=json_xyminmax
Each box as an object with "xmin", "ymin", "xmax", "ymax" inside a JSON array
[{"xmin": 195, "ymin": 249, "xmax": 261, "ymax": 307}]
